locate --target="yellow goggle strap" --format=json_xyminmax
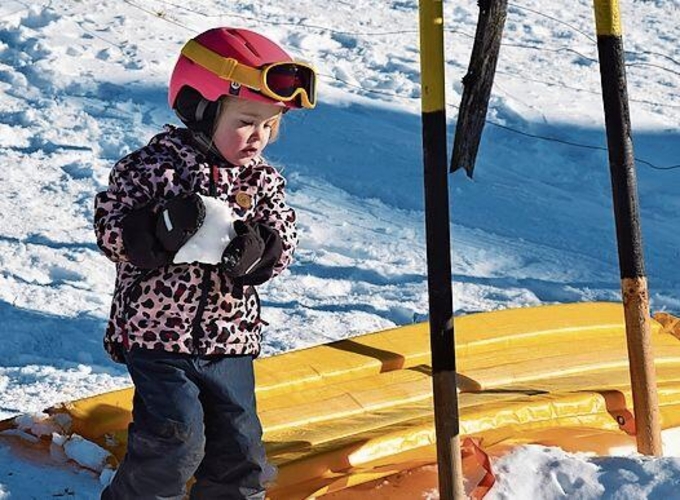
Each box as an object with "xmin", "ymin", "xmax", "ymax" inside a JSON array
[{"xmin": 181, "ymin": 39, "xmax": 263, "ymax": 91}]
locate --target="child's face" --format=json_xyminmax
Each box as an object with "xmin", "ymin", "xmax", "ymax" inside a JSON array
[{"xmin": 212, "ymin": 98, "xmax": 282, "ymax": 166}]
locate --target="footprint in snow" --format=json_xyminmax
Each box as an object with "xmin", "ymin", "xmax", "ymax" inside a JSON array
[
  {"xmin": 61, "ymin": 162, "xmax": 93, "ymax": 180},
  {"xmin": 286, "ymin": 32, "xmax": 342, "ymax": 53},
  {"xmin": 49, "ymin": 266, "xmax": 85, "ymax": 285},
  {"xmin": 20, "ymin": 7, "xmax": 60, "ymax": 30}
]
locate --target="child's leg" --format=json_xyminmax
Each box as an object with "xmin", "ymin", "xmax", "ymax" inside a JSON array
[
  {"xmin": 102, "ymin": 349, "xmax": 206, "ymax": 500},
  {"xmin": 189, "ymin": 356, "xmax": 272, "ymax": 500}
]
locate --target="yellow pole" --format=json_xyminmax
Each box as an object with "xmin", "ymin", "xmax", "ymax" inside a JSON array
[
  {"xmin": 592, "ymin": 0, "xmax": 662, "ymax": 456},
  {"xmin": 418, "ymin": 0, "xmax": 466, "ymax": 498}
]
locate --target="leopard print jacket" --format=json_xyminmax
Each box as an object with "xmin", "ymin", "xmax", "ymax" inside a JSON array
[{"xmin": 94, "ymin": 126, "xmax": 297, "ymax": 362}]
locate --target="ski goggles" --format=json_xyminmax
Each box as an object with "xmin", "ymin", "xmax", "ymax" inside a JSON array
[{"xmin": 182, "ymin": 40, "xmax": 317, "ymax": 109}]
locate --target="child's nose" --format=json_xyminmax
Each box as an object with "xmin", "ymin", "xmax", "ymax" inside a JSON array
[{"xmin": 250, "ymin": 125, "xmax": 266, "ymax": 142}]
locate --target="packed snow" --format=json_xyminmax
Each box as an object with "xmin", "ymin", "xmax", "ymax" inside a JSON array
[
  {"xmin": 0, "ymin": 0, "xmax": 679, "ymax": 497},
  {"xmin": 487, "ymin": 443, "xmax": 680, "ymax": 500}
]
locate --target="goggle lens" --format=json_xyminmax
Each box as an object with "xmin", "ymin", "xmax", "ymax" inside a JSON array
[{"xmin": 265, "ymin": 63, "xmax": 316, "ymax": 106}]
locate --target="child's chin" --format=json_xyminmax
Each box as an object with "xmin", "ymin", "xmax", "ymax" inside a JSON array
[
  {"xmin": 237, "ymin": 153, "xmax": 259, "ymax": 165},
  {"xmin": 225, "ymin": 155, "xmax": 252, "ymax": 166}
]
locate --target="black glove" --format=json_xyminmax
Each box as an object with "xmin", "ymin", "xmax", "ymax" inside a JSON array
[
  {"xmin": 122, "ymin": 206, "xmax": 173, "ymax": 269},
  {"xmin": 240, "ymin": 223, "xmax": 283, "ymax": 285},
  {"xmin": 221, "ymin": 222, "xmax": 283, "ymax": 285},
  {"xmin": 221, "ymin": 221, "xmax": 266, "ymax": 278},
  {"xmin": 155, "ymin": 194, "xmax": 206, "ymax": 252}
]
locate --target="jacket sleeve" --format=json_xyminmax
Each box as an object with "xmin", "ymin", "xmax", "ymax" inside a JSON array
[
  {"xmin": 250, "ymin": 166, "xmax": 298, "ymax": 278},
  {"xmin": 94, "ymin": 152, "xmax": 165, "ymax": 264}
]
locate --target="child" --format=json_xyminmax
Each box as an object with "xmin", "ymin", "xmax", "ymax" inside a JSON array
[{"xmin": 94, "ymin": 27, "xmax": 316, "ymax": 499}]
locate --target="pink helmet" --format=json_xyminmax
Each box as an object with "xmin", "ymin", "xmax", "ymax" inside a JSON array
[{"xmin": 169, "ymin": 27, "xmax": 303, "ymax": 112}]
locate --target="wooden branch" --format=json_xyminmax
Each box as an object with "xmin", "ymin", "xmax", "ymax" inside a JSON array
[{"xmin": 450, "ymin": 0, "xmax": 508, "ymax": 177}]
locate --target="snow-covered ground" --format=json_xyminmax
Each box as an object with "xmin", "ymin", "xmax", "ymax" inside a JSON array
[{"xmin": 0, "ymin": 0, "xmax": 679, "ymax": 497}]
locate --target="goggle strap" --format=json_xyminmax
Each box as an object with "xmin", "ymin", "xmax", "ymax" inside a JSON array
[{"xmin": 181, "ymin": 40, "xmax": 262, "ymax": 91}]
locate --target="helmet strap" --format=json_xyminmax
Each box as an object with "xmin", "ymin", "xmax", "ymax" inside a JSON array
[
  {"xmin": 190, "ymin": 130, "xmax": 222, "ymax": 161},
  {"xmin": 194, "ymin": 98, "xmax": 210, "ymax": 122},
  {"xmin": 174, "ymin": 87, "xmax": 220, "ymax": 136},
  {"xmin": 174, "ymin": 87, "xmax": 227, "ymax": 160}
]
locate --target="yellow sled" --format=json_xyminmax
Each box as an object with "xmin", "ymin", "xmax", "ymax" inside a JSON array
[{"xmin": 3, "ymin": 302, "xmax": 680, "ymax": 498}]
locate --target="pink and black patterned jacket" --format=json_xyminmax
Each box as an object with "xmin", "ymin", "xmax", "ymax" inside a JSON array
[{"xmin": 94, "ymin": 126, "xmax": 297, "ymax": 362}]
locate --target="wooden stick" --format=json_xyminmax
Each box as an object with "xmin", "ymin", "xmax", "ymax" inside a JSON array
[
  {"xmin": 418, "ymin": 0, "xmax": 466, "ymax": 497},
  {"xmin": 450, "ymin": 0, "xmax": 508, "ymax": 177},
  {"xmin": 593, "ymin": 0, "xmax": 662, "ymax": 456}
]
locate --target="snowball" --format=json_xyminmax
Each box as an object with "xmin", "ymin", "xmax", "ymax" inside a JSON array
[
  {"xmin": 99, "ymin": 467, "xmax": 116, "ymax": 487},
  {"xmin": 62, "ymin": 434, "xmax": 111, "ymax": 472},
  {"xmin": 173, "ymin": 195, "xmax": 237, "ymax": 265},
  {"xmin": 14, "ymin": 412, "xmax": 71, "ymax": 437},
  {"xmin": 0, "ymin": 429, "xmax": 39, "ymax": 443}
]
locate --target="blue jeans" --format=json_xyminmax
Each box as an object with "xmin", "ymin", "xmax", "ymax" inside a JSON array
[{"xmin": 101, "ymin": 349, "xmax": 272, "ymax": 500}]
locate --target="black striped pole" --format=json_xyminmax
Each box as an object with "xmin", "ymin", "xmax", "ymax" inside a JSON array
[
  {"xmin": 593, "ymin": 0, "xmax": 662, "ymax": 456},
  {"xmin": 418, "ymin": 0, "xmax": 465, "ymax": 497}
]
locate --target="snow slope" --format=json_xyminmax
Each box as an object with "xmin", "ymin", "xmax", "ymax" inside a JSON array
[{"xmin": 0, "ymin": 0, "xmax": 679, "ymax": 497}]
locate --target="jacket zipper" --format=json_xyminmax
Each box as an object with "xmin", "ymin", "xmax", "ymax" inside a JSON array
[
  {"xmin": 190, "ymin": 164, "xmax": 219, "ymax": 352},
  {"xmin": 252, "ymin": 286, "xmax": 268, "ymax": 327}
]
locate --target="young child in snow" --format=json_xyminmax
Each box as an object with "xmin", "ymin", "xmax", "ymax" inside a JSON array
[{"xmin": 94, "ymin": 27, "xmax": 316, "ymax": 499}]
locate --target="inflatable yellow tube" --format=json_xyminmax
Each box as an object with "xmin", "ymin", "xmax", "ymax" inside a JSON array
[{"xmin": 5, "ymin": 302, "xmax": 680, "ymax": 499}]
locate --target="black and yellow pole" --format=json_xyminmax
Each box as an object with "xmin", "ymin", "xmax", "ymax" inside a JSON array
[
  {"xmin": 418, "ymin": 0, "xmax": 466, "ymax": 498},
  {"xmin": 593, "ymin": 0, "xmax": 662, "ymax": 456}
]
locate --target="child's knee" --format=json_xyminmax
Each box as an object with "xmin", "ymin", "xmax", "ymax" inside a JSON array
[{"xmin": 129, "ymin": 416, "xmax": 206, "ymax": 470}]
